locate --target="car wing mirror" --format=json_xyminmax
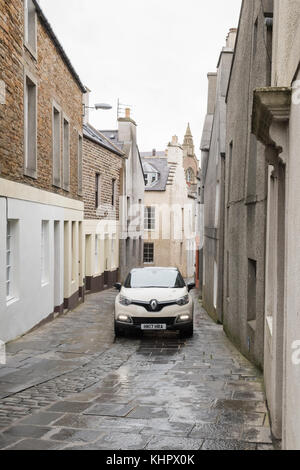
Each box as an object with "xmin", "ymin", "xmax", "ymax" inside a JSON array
[
  {"xmin": 114, "ymin": 283, "xmax": 122, "ymax": 291},
  {"xmin": 187, "ymin": 283, "xmax": 196, "ymax": 292}
]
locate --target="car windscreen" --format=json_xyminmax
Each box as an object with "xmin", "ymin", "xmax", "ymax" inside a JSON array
[{"xmin": 124, "ymin": 269, "xmax": 186, "ymax": 289}]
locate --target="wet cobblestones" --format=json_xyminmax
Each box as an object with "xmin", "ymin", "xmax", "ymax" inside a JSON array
[{"xmin": 0, "ymin": 289, "xmax": 275, "ymax": 450}]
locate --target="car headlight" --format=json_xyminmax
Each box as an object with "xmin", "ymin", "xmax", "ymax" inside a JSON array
[
  {"xmin": 119, "ymin": 295, "xmax": 132, "ymax": 306},
  {"xmin": 176, "ymin": 295, "xmax": 189, "ymax": 306},
  {"xmin": 176, "ymin": 314, "xmax": 191, "ymax": 323},
  {"xmin": 117, "ymin": 314, "xmax": 132, "ymax": 323}
]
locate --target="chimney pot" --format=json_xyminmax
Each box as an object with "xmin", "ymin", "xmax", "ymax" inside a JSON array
[
  {"xmin": 125, "ymin": 108, "xmax": 131, "ymax": 119},
  {"xmin": 152, "ymin": 149, "xmax": 156, "ymax": 156}
]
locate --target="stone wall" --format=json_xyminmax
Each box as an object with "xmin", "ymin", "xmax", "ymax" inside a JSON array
[
  {"xmin": 82, "ymin": 137, "xmax": 123, "ymax": 220},
  {"xmin": 0, "ymin": 0, "xmax": 83, "ymax": 200}
]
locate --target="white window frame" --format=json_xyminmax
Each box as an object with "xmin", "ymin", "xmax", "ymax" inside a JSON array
[
  {"xmin": 145, "ymin": 172, "xmax": 159, "ymax": 187},
  {"xmin": 144, "ymin": 243, "xmax": 154, "ymax": 264},
  {"xmin": 24, "ymin": 0, "xmax": 37, "ymax": 57},
  {"xmin": 62, "ymin": 115, "xmax": 70, "ymax": 192},
  {"xmin": 24, "ymin": 71, "xmax": 37, "ymax": 179},
  {"xmin": 52, "ymin": 102, "xmax": 62, "ymax": 188},
  {"xmin": 41, "ymin": 220, "xmax": 49, "ymax": 286},
  {"xmin": 6, "ymin": 220, "xmax": 18, "ymax": 303},
  {"xmin": 144, "ymin": 206, "xmax": 156, "ymax": 231},
  {"xmin": 78, "ymin": 133, "xmax": 83, "ymax": 196},
  {"xmin": 94, "ymin": 235, "xmax": 100, "ymax": 273}
]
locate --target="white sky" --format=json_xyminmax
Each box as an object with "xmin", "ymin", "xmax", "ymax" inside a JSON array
[{"xmin": 39, "ymin": 0, "xmax": 241, "ymax": 154}]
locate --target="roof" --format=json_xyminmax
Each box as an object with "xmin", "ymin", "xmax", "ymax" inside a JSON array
[
  {"xmin": 83, "ymin": 124, "xmax": 125, "ymax": 157},
  {"xmin": 100, "ymin": 130, "xmax": 124, "ymax": 150},
  {"xmin": 141, "ymin": 158, "xmax": 170, "ymax": 192},
  {"xmin": 131, "ymin": 267, "xmax": 178, "ymax": 273},
  {"xmin": 32, "ymin": 0, "xmax": 86, "ymax": 93},
  {"xmin": 200, "ymin": 115, "xmax": 214, "ymax": 151},
  {"xmin": 140, "ymin": 151, "xmax": 166, "ymax": 158}
]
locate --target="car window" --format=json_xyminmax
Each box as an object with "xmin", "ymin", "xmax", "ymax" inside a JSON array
[{"xmin": 124, "ymin": 269, "xmax": 186, "ymax": 288}]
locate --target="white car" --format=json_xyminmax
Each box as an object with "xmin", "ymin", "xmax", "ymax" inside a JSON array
[{"xmin": 114, "ymin": 267, "xmax": 195, "ymax": 338}]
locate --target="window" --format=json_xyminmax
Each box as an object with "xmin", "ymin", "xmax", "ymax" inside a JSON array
[
  {"xmin": 186, "ymin": 168, "xmax": 194, "ymax": 184},
  {"xmin": 145, "ymin": 172, "xmax": 159, "ymax": 187},
  {"xmin": 253, "ymin": 18, "xmax": 258, "ymax": 56},
  {"xmin": 6, "ymin": 221, "xmax": 13, "ymax": 300},
  {"xmin": 215, "ymin": 181, "xmax": 220, "ymax": 228},
  {"xmin": 41, "ymin": 221, "xmax": 49, "ymax": 285},
  {"xmin": 143, "ymin": 162, "xmax": 160, "ymax": 187},
  {"xmin": 95, "ymin": 173, "xmax": 101, "ymax": 209},
  {"xmin": 72, "ymin": 222, "xmax": 76, "ymax": 282},
  {"xmin": 78, "ymin": 134, "xmax": 83, "ymax": 196},
  {"xmin": 62, "ymin": 118, "xmax": 70, "ymax": 191},
  {"xmin": 6, "ymin": 220, "xmax": 18, "ymax": 302},
  {"xmin": 143, "ymin": 243, "xmax": 154, "ymax": 264},
  {"xmin": 213, "ymin": 261, "xmax": 218, "ymax": 309},
  {"xmin": 112, "ymin": 178, "xmax": 116, "ymax": 207},
  {"xmin": 24, "ymin": 0, "xmax": 37, "ymax": 54},
  {"xmin": 24, "ymin": 74, "xmax": 37, "ymax": 178},
  {"xmin": 144, "ymin": 206, "xmax": 155, "ymax": 230},
  {"xmin": 53, "ymin": 105, "xmax": 61, "ymax": 187},
  {"xmin": 94, "ymin": 235, "xmax": 100, "ymax": 272}
]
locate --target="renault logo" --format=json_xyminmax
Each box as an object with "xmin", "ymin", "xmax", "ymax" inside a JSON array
[{"xmin": 150, "ymin": 299, "xmax": 158, "ymax": 311}]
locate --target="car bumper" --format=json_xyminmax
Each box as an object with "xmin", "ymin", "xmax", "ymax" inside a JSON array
[{"xmin": 115, "ymin": 318, "xmax": 193, "ymax": 332}]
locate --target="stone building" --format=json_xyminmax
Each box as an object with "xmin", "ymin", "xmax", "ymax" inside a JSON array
[
  {"xmin": 83, "ymin": 119, "xmax": 126, "ymax": 292},
  {"xmin": 141, "ymin": 129, "xmax": 198, "ymax": 279},
  {"xmin": 223, "ymin": 0, "xmax": 273, "ymax": 369},
  {"xmin": 200, "ymin": 30, "xmax": 236, "ymax": 323},
  {"xmin": 101, "ymin": 109, "xmax": 145, "ymax": 281},
  {"xmin": 252, "ymin": 0, "xmax": 300, "ymax": 450},
  {"xmin": 0, "ymin": 0, "xmax": 85, "ymax": 342}
]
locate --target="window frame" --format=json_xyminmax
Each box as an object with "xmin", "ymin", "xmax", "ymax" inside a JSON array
[
  {"xmin": 52, "ymin": 101, "xmax": 62, "ymax": 188},
  {"xmin": 78, "ymin": 133, "xmax": 83, "ymax": 196},
  {"xmin": 144, "ymin": 206, "xmax": 156, "ymax": 231},
  {"xmin": 24, "ymin": 0, "xmax": 37, "ymax": 58},
  {"xmin": 143, "ymin": 242, "xmax": 154, "ymax": 264},
  {"xmin": 62, "ymin": 115, "xmax": 70, "ymax": 192},
  {"xmin": 24, "ymin": 71, "xmax": 38, "ymax": 179}
]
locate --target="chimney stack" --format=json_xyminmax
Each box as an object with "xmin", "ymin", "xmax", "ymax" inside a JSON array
[{"xmin": 226, "ymin": 28, "xmax": 237, "ymax": 49}]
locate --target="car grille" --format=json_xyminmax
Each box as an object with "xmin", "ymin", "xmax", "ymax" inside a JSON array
[
  {"xmin": 132, "ymin": 317, "xmax": 176, "ymax": 326},
  {"xmin": 131, "ymin": 301, "xmax": 177, "ymax": 312}
]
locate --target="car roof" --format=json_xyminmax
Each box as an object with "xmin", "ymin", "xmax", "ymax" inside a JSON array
[{"xmin": 130, "ymin": 267, "xmax": 178, "ymax": 273}]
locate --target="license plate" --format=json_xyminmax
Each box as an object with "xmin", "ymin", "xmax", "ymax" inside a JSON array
[{"xmin": 141, "ymin": 324, "xmax": 167, "ymax": 330}]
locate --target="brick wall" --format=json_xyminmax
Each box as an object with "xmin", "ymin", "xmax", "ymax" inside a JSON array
[
  {"xmin": 0, "ymin": 0, "xmax": 83, "ymax": 201},
  {"xmin": 83, "ymin": 137, "xmax": 124, "ymax": 220}
]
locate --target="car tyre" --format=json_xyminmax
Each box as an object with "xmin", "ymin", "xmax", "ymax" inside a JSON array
[
  {"xmin": 179, "ymin": 324, "xmax": 194, "ymax": 338},
  {"xmin": 114, "ymin": 322, "xmax": 125, "ymax": 338}
]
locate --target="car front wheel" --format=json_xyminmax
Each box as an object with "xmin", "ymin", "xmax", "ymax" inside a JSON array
[
  {"xmin": 179, "ymin": 324, "xmax": 194, "ymax": 338},
  {"xmin": 114, "ymin": 321, "xmax": 125, "ymax": 338}
]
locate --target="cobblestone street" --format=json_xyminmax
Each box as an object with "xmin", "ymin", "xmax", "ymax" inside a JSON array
[{"xmin": 0, "ymin": 289, "xmax": 274, "ymax": 450}]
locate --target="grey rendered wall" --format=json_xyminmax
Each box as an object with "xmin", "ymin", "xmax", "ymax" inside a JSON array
[{"xmin": 224, "ymin": 0, "xmax": 272, "ymax": 368}]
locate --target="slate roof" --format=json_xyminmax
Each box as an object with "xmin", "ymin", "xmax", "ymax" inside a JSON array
[
  {"xmin": 33, "ymin": 0, "xmax": 86, "ymax": 93},
  {"xmin": 141, "ymin": 158, "xmax": 170, "ymax": 192},
  {"xmin": 200, "ymin": 114, "xmax": 214, "ymax": 151},
  {"xmin": 83, "ymin": 124, "xmax": 125, "ymax": 157},
  {"xmin": 100, "ymin": 130, "xmax": 124, "ymax": 151},
  {"xmin": 140, "ymin": 151, "xmax": 166, "ymax": 158}
]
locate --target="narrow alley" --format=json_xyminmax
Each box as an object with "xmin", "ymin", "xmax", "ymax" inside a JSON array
[{"xmin": 0, "ymin": 289, "xmax": 274, "ymax": 450}]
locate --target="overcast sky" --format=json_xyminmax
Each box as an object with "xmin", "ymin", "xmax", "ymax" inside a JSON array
[{"xmin": 40, "ymin": 0, "xmax": 241, "ymax": 155}]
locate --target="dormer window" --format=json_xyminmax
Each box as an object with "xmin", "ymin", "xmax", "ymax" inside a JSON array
[
  {"xmin": 143, "ymin": 162, "xmax": 160, "ymax": 188},
  {"xmin": 24, "ymin": 0, "xmax": 37, "ymax": 55}
]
